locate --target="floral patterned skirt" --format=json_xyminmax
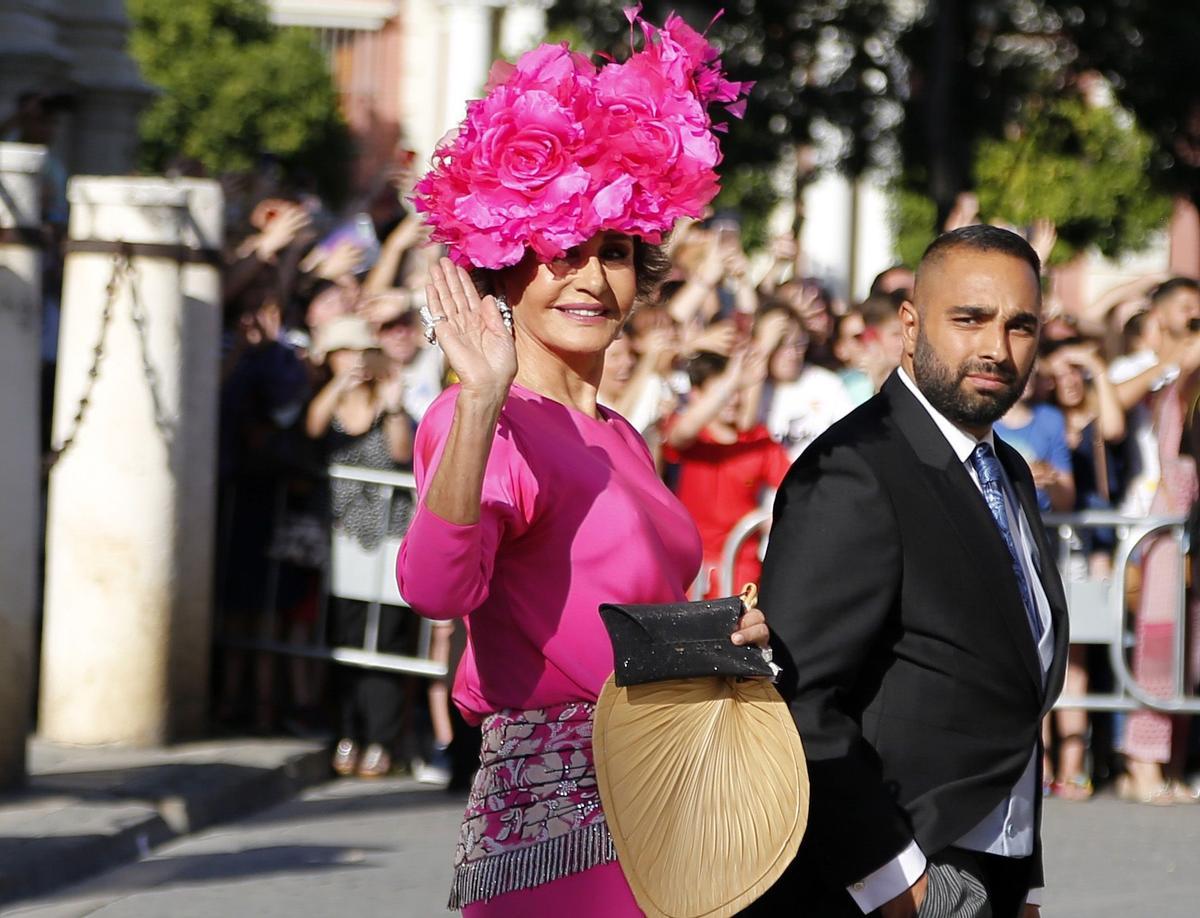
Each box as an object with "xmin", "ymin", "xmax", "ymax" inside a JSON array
[{"xmin": 448, "ymin": 701, "xmax": 617, "ymax": 910}]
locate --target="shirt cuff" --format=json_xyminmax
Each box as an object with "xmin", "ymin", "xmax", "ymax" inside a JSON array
[
  {"xmin": 846, "ymin": 840, "xmax": 927, "ymax": 914},
  {"xmin": 1026, "ymin": 887, "xmax": 1043, "ymax": 907}
]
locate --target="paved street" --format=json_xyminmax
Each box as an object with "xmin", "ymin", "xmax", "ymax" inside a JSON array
[{"xmin": 7, "ymin": 777, "xmax": 1199, "ymax": 917}]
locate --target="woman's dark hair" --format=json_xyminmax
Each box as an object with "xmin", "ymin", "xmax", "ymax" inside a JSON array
[
  {"xmin": 1039, "ymin": 335, "xmax": 1085, "ymax": 358},
  {"xmin": 634, "ymin": 239, "xmax": 671, "ymax": 299},
  {"xmin": 471, "ymin": 238, "xmax": 671, "ymax": 304},
  {"xmin": 686, "ymin": 351, "xmax": 729, "ymax": 389},
  {"xmin": 755, "ymin": 298, "xmax": 803, "ymax": 337},
  {"xmin": 1121, "ymin": 310, "xmax": 1148, "ymax": 354}
]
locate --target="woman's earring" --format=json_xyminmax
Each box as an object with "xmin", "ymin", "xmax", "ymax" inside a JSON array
[{"xmin": 495, "ymin": 294, "xmax": 514, "ymax": 335}]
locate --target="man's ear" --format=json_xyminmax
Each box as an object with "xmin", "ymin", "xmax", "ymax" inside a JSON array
[{"xmin": 899, "ymin": 299, "xmax": 919, "ymax": 357}]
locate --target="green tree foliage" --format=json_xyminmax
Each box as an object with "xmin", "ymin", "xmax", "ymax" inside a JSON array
[
  {"xmin": 892, "ymin": 97, "xmax": 1170, "ymax": 267},
  {"xmin": 549, "ymin": 1, "xmax": 1187, "ymax": 263},
  {"xmin": 552, "ymin": 1, "xmax": 908, "ymax": 170},
  {"xmin": 1042, "ymin": 1, "xmax": 1200, "ymax": 206},
  {"xmin": 892, "ymin": 1, "xmax": 1183, "ymax": 262},
  {"xmin": 975, "ymin": 98, "xmax": 1169, "ymax": 262},
  {"xmin": 888, "ymin": 183, "xmax": 939, "ymax": 271},
  {"xmin": 712, "ymin": 165, "xmax": 782, "ymax": 253},
  {"xmin": 896, "ymin": 1, "xmax": 1072, "ymax": 224},
  {"xmin": 128, "ymin": 0, "xmax": 351, "ymax": 201},
  {"xmin": 547, "ymin": 1, "xmax": 903, "ymax": 246}
]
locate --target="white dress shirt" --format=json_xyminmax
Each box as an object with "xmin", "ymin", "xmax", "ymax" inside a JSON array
[{"xmin": 846, "ymin": 369, "xmax": 1053, "ymax": 913}]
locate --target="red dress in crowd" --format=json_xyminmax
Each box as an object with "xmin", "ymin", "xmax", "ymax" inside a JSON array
[{"xmin": 662, "ymin": 422, "xmax": 792, "ymax": 598}]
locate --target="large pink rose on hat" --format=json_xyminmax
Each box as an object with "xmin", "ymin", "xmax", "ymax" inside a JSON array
[{"xmin": 414, "ymin": 8, "xmax": 751, "ymax": 269}]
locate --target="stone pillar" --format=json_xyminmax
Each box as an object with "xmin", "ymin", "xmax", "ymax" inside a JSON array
[
  {"xmin": 53, "ymin": 0, "xmax": 155, "ymax": 176},
  {"xmin": 168, "ymin": 178, "xmax": 224, "ymax": 737},
  {"xmin": 40, "ymin": 176, "xmax": 223, "ymax": 746},
  {"xmin": 0, "ymin": 142, "xmax": 45, "ymax": 787},
  {"xmin": 0, "ymin": 1, "xmax": 72, "ymax": 113}
]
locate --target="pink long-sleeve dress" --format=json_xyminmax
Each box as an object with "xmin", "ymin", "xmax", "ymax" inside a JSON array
[{"xmin": 397, "ymin": 382, "xmax": 702, "ymax": 915}]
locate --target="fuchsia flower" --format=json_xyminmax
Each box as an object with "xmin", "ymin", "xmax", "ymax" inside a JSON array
[{"xmin": 413, "ymin": 8, "xmax": 752, "ymax": 269}]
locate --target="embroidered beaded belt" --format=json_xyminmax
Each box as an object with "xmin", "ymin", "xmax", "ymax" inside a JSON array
[{"xmin": 448, "ymin": 701, "xmax": 616, "ymax": 909}]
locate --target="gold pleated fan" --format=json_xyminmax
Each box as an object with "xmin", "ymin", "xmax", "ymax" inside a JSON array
[{"xmin": 593, "ymin": 675, "xmax": 808, "ymax": 918}]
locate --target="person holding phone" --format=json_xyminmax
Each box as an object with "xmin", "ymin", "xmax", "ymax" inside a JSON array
[
  {"xmin": 305, "ymin": 316, "xmax": 414, "ymax": 779},
  {"xmin": 1041, "ymin": 338, "xmax": 1128, "ymax": 801}
]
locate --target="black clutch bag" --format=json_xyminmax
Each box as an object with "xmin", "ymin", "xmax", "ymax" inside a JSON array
[{"xmin": 599, "ymin": 588, "xmax": 774, "ymax": 687}]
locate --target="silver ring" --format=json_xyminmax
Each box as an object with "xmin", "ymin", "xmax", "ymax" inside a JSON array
[
  {"xmin": 419, "ymin": 306, "xmax": 447, "ymax": 345},
  {"xmin": 760, "ymin": 646, "xmax": 774, "ymax": 664}
]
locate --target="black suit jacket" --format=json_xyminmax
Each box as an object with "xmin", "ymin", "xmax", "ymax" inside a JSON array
[{"xmin": 754, "ymin": 372, "xmax": 1069, "ymax": 910}]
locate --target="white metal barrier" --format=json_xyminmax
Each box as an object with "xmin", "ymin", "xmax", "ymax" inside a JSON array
[
  {"xmin": 716, "ymin": 507, "xmax": 1200, "ymax": 714},
  {"xmin": 217, "ymin": 464, "xmax": 448, "ymax": 679},
  {"xmin": 221, "ymin": 466, "xmax": 1200, "ymax": 711}
]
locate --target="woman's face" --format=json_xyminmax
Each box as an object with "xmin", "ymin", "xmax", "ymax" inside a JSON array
[
  {"xmin": 600, "ymin": 333, "xmax": 637, "ymax": 387},
  {"xmin": 378, "ymin": 317, "xmax": 421, "ymax": 365},
  {"xmin": 769, "ymin": 324, "xmax": 808, "ymax": 383},
  {"xmin": 789, "ymin": 283, "xmax": 832, "ymax": 343},
  {"xmin": 500, "ymin": 232, "xmax": 638, "ymax": 359},
  {"xmin": 1052, "ymin": 360, "xmax": 1087, "ymax": 409},
  {"xmin": 834, "ymin": 312, "xmax": 865, "ymax": 366},
  {"xmin": 306, "ymin": 283, "xmax": 355, "ymax": 330}
]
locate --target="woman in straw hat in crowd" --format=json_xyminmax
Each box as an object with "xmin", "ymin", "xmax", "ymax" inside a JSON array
[
  {"xmin": 307, "ymin": 315, "xmax": 414, "ymax": 778},
  {"xmin": 396, "ymin": 10, "xmax": 767, "ymax": 915}
]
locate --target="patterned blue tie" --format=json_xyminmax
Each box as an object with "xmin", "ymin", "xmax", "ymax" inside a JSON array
[{"xmin": 969, "ymin": 442, "xmax": 1044, "ymax": 641}]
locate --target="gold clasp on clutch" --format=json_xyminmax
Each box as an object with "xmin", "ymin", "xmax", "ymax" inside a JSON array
[{"xmin": 738, "ymin": 582, "xmax": 758, "ymax": 612}]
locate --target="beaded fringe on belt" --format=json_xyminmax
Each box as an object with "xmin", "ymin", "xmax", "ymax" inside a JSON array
[{"xmin": 447, "ymin": 701, "xmax": 616, "ymax": 910}]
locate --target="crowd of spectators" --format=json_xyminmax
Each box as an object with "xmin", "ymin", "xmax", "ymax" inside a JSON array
[{"xmin": 187, "ymin": 160, "xmax": 1200, "ymax": 800}]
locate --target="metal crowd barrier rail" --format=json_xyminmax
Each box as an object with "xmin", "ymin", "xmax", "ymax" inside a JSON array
[
  {"xmin": 216, "ymin": 464, "xmax": 448, "ymax": 679},
  {"xmin": 1043, "ymin": 510, "xmax": 1200, "ymax": 714},
  {"xmin": 715, "ymin": 507, "xmax": 1200, "ymax": 714},
  {"xmin": 220, "ymin": 464, "xmax": 1200, "ymax": 712}
]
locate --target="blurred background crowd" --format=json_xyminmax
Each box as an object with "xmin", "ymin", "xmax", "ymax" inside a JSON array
[
  {"xmin": 9, "ymin": 0, "xmax": 1200, "ymax": 805},
  {"xmin": 197, "ymin": 165, "xmax": 1200, "ymax": 804}
]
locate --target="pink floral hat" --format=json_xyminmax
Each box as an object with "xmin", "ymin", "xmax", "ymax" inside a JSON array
[{"xmin": 413, "ymin": 6, "xmax": 752, "ymax": 270}]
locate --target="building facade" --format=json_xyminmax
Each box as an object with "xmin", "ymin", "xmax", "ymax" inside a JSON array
[
  {"xmin": 268, "ymin": 0, "xmax": 549, "ymax": 193},
  {"xmin": 0, "ymin": 0, "xmax": 152, "ymax": 177}
]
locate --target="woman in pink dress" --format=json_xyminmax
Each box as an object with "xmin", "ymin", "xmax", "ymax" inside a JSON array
[{"xmin": 395, "ymin": 12, "xmax": 763, "ymax": 915}]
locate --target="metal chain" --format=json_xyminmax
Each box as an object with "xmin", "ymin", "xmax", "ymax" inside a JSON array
[
  {"xmin": 125, "ymin": 255, "xmax": 177, "ymax": 444},
  {"xmin": 47, "ymin": 248, "xmax": 176, "ymax": 468},
  {"xmin": 47, "ymin": 252, "xmax": 124, "ymax": 468}
]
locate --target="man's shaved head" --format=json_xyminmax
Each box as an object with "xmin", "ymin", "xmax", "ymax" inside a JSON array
[{"xmin": 914, "ymin": 225, "xmax": 1042, "ymax": 310}]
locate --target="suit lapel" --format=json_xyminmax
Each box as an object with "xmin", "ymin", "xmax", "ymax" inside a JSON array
[
  {"xmin": 883, "ymin": 374, "xmax": 1044, "ymax": 691},
  {"xmin": 996, "ymin": 441, "xmax": 1071, "ymax": 708}
]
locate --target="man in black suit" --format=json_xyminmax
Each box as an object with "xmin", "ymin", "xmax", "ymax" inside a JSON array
[{"xmin": 751, "ymin": 225, "xmax": 1069, "ymax": 917}]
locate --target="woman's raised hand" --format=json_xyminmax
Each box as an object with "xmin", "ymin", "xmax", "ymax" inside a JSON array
[{"xmin": 426, "ymin": 257, "xmax": 517, "ymax": 400}]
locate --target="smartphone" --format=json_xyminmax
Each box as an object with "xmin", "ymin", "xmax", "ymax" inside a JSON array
[
  {"xmin": 313, "ymin": 213, "xmax": 380, "ymax": 271},
  {"xmin": 711, "ymin": 217, "xmax": 741, "ymax": 253}
]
